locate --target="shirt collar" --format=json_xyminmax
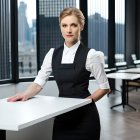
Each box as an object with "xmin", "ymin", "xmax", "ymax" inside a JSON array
[{"xmin": 63, "ymin": 41, "xmax": 80, "ymax": 55}]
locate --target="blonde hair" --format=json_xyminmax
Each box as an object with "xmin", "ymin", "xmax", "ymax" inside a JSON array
[{"xmin": 59, "ymin": 7, "xmax": 85, "ymax": 26}]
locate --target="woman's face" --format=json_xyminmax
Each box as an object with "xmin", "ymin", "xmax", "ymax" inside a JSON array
[{"xmin": 60, "ymin": 15, "xmax": 83, "ymax": 47}]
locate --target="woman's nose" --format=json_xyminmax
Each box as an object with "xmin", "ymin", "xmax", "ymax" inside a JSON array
[{"xmin": 67, "ymin": 26, "xmax": 72, "ymax": 33}]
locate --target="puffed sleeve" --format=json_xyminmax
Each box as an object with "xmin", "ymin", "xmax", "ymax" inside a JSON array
[
  {"xmin": 34, "ymin": 48, "xmax": 54, "ymax": 87},
  {"xmin": 86, "ymin": 49, "xmax": 110, "ymax": 89}
]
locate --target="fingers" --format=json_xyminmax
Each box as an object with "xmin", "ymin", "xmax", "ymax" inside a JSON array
[
  {"xmin": 7, "ymin": 95, "xmax": 23, "ymax": 102},
  {"xmin": 21, "ymin": 96, "xmax": 28, "ymax": 101}
]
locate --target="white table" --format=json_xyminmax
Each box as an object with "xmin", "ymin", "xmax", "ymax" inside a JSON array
[
  {"xmin": 0, "ymin": 95, "xmax": 91, "ymax": 140},
  {"xmin": 118, "ymin": 67, "xmax": 140, "ymax": 74},
  {"xmin": 107, "ymin": 72, "xmax": 140, "ymax": 110}
]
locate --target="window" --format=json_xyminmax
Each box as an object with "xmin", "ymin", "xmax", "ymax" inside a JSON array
[
  {"xmin": 88, "ymin": 0, "xmax": 108, "ymax": 64},
  {"xmin": 18, "ymin": 0, "xmax": 37, "ymax": 78},
  {"xmin": 115, "ymin": 0, "xmax": 125, "ymax": 62},
  {"xmin": 0, "ymin": 0, "xmax": 11, "ymax": 80},
  {"xmin": 37, "ymin": 0, "xmax": 79, "ymax": 67}
]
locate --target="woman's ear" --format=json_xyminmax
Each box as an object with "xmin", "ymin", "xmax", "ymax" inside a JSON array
[
  {"xmin": 80, "ymin": 24, "xmax": 84, "ymax": 31},
  {"xmin": 81, "ymin": 25, "xmax": 84, "ymax": 31}
]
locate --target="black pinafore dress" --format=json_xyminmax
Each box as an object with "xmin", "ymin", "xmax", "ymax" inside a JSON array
[{"xmin": 52, "ymin": 43, "xmax": 100, "ymax": 140}]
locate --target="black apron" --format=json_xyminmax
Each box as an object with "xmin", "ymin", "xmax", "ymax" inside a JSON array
[{"xmin": 52, "ymin": 43, "xmax": 100, "ymax": 140}]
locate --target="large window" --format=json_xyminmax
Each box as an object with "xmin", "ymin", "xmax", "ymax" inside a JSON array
[
  {"xmin": 0, "ymin": 0, "xmax": 11, "ymax": 80},
  {"xmin": 38, "ymin": 0, "xmax": 79, "ymax": 67},
  {"xmin": 18, "ymin": 0, "xmax": 37, "ymax": 78},
  {"xmin": 88, "ymin": 0, "xmax": 108, "ymax": 64},
  {"xmin": 115, "ymin": 0, "xmax": 125, "ymax": 62}
]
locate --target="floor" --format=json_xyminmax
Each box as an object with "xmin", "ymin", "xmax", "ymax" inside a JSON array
[{"xmin": 97, "ymin": 89, "xmax": 140, "ymax": 140}]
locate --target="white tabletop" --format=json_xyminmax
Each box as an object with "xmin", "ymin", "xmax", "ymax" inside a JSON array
[
  {"xmin": 0, "ymin": 95, "xmax": 91, "ymax": 131},
  {"xmin": 118, "ymin": 68, "xmax": 140, "ymax": 73},
  {"xmin": 106, "ymin": 72, "xmax": 140, "ymax": 80}
]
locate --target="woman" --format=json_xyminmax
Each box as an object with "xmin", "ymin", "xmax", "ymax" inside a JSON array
[{"xmin": 8, "ymin": 7, "xmax": 110, "ymax": 140}]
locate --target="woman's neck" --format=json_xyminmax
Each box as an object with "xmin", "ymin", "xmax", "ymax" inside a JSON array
[{"xmin": 65, "ymin": 40, "xmax": 79, "ymax": 48}]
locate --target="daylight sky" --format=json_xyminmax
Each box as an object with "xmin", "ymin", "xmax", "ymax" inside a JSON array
[{"xmin": 18, "ymin": 0, "xmax": 125, "ymax": 27}]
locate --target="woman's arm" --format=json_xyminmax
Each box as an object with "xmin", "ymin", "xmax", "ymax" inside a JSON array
[
  {"xmin": 86, "ymin": 49, "xmax": 110, "ymax": 102},
  {"xmin": 87, "ymin": 89, "xmax": 110, "ymax": 102},
  {"xmin": 7, "ymin": 48, "xmax": 55, "ymax": 102},
  {"xmin": 7, "ymin": 83, "xmax": 42, "ymax": 102}
]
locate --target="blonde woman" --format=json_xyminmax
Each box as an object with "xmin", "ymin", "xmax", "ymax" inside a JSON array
[{"xmin": 8, "ymin": 7, "xmax": 110, "ymax": 140}]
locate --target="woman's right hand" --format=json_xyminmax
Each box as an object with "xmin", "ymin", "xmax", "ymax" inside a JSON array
[
  {"xmin": 7, "ymin": 83, "xmax": 42, "ymax": 102},
  {"xmin": 7, "ymin": 92, "xmax": 29, "ymax": 102}
]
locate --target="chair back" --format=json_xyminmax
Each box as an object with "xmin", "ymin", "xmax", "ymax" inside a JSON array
[{"xmin": 115, "ymin": 61, "xmax": 127, "ymax": 70}]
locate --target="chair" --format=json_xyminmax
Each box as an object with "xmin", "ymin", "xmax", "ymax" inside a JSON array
[
  {"xmin": 124, "ymin": 54, "xmax": 140, "ymax": 91},
  {"xmin": 127, "ymin": 80, "xmax": 140, "ymax": 92},
  {"xmin": 115, "ymin": 61, "xmax": 128, "ymax": 70},
  {"xmin": 115, "ymin": 61, "xmax": 140, "ymax": 92},
  {"xmin": 131, "ymin": 54, "xmax": 140, "ymax": 67}
]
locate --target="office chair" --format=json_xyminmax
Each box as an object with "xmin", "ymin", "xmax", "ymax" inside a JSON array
[{"xmin": 131, "ymin": 54, "xmax": 140, "ymax": 67}]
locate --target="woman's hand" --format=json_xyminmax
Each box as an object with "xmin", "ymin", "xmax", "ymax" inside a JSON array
[
  {"xmin": 7, "ymin": 83, "xmax": 42, "ymax": 102},
  {"xmin": 7, "ymin": 92, "xmax": 29, "ymax": 102}
]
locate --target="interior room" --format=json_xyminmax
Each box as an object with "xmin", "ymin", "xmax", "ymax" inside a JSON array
[{"xmin": 0, "ymin": 0, "xmax": 140, "ymax": 140}]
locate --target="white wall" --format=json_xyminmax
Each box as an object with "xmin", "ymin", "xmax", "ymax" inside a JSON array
[{"xmin": 0, "ymin": 80, "xmax": 98, "ymax": 140}]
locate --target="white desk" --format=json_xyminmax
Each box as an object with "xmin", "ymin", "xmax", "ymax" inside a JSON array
[
  {"xmin": 107, "ymin": 73, "xmax": 140, "ymax": 110},
  {"xmin": 118, "ymin": 68, "xmax": 140, "ymax": 74},
  {"xmin": 0, "ymin": 95, "xmax": 91, "ymax": 140}
]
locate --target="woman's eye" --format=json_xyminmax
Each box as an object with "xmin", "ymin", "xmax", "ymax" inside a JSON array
[
  {"xmin": 62, "ymin": 24, "xmax": 67, "ymax": 27},
  {"xmin": 72, "ymin": 24, "xmax": 78, "ymax": 27}
]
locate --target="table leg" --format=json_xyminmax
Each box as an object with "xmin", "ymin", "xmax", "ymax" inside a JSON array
[
  {"xmin": 0, "ymin": 130, "xmax": 6, "ymax": 140},
  {"xmin": 111, "ymin": 80, "xmax": 136, "ymax": 111},
  {"xmin": 110, "ymin": 103, "xmax": 123, "ymax": 109}
]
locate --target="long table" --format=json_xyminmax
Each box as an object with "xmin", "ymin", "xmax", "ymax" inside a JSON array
[
  {"xmin": 118, "ymin": 67, "xmax": 140, "ymax": 74},
  {"xmin": 107, "ymin": 72, "xmax": 140, "ymax": 110},
  {"xmin": 0, "ymin": 95, "xmax": 91, "ymax": 140}
]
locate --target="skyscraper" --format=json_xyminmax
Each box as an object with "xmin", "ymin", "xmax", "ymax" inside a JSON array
[
  {"xmin": 38, "ymin": 0, "xmax": 76, "ymax": 67},
  {"xmin": 18, "ymin": 2, "xmax": 37, "ymax": 77},
  {"xmin": 18, "ymin": 2, "xmax": 30, "ymax": 44}
]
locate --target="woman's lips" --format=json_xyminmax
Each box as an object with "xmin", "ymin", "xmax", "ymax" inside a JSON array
[{"xmin": 66, "ymin": 35, "xmax": 73, "ymax": 37}]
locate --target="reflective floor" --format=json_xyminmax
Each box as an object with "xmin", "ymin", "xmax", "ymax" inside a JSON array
[{"xmin": 97, "ymin": 90, "xmax": 140, "ymax": 140}]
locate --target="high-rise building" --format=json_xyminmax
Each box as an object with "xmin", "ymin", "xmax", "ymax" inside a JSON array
[
  {"xmin": 88, "ymin": 13, "xmax": 108, "ymax": 55},
  {"xmin": 18, "ymin": 2, "xmax": 30, "ymax": 44},
  {"xmin": 18, "ymin": 2, "xmax": 37, "ymax": 77},
  {"xmin": 31, "ymin": 19, "xmax": 37, "ymax": 47},
  {"xmin": 88, "ymin": 13, "xmax": 124, "ymax": 58},
  {"xmin": 38, "ymin": 0, "xmax": 76, "ymax": 67}
]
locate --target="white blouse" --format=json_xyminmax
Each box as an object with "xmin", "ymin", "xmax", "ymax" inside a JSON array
[{"xmin": 34, "ymin": 41, "xmax": 110, "ymax": 89}]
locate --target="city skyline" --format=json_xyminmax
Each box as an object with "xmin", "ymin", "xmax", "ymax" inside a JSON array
[
  {"xmin": 18, "ymin": 0, "xmax": 36, "ymax": 27},
  {"xmin": 18, "ymin": 0, "xmax": 125, "ymax": 26}
]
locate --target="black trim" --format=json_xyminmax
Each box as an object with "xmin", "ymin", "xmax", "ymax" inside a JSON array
[
  {"xmin": 0, "ymin": 130, "xmax": 6, "ymax": 140},
  {"xmin": 10, "ymin": 0, "xmax": 19, "ymax": 83},
  {"xmin": 108, "ymin": 0, "xmax": 115, "ymax": 68},
  {"xmin": 36, "ymin": 0, "xmax": 40, "ymax": 71},
  {"xmin": 79, "ymin": 0, "xmax": 88, "ymax": 47},
  {"xmin": 0, "ymin": 80, "xmax": 13, "ymax": 85},
  {"xmin": 108, "ymin": 0, "xmax": 115, "ymax": 90}
]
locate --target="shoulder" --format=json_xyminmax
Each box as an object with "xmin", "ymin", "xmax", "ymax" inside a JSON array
[
  {"xmin": 44, "ymin": 48, "xmax": 55, "ymax": 57},
  {"xmin": 87, "ymin": 49, "xmax": 105, "ymax": 64},
  {"xmin": 48, "ymin": 48, "xmax": 55, "ymax": 53}
]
